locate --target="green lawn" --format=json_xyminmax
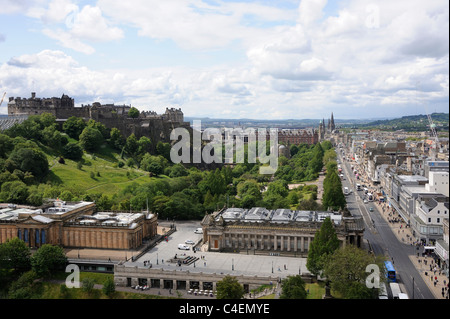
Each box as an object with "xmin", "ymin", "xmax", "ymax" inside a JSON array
[{"xmin": 45, "ymin": 144, "xmax": 150, "ymax": 196}]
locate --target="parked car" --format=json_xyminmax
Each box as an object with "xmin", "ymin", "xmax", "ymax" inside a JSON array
[
  {"xmin": 369, "ymin": 207, "xmax": 374, "ymax": 212},
  {"xmin": 185, "ymin": 240, "xmax": 195, "ymax": 245},
  {"xmin": 194, "ymin": 228, "xmax": 203, "ymax": 234},
  {"xmin": 178, "ymin": 244, "xmax": 190, "ymax": 250}
]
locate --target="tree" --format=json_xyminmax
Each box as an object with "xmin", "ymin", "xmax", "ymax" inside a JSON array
[
  {"xmin": 156, "ymin": 141, "xmax": 171, "ymax": 161},
  {"xmin": 216, "ymin": 275, "xmax": 245, "ymax": 299},
  {"xmin": 0, "ymin": 238, "xmax": 31, "ymax": 271},
  {"xmin": 306, "ymin": 217, "xmax": 340, "ymax": 277},
  {"xmin": 109, "ymin": 127, "xmax": 125, "ymax": 151},
  {"xmin": 7, "ymin": 270, "xmax": 39, "ymax": 299},
  {"xmin": 7, "ymin": 147, "xmax": 49, "ymax": 181},
  {"xmin": 62, "ymin": 142, "xmax": 84, "ymax": 160},
  {"xmin": 309, "ymin": 142, "xmax": 324, "ymax": 173},
  {"xmin": 138, "ymin": 136, "xmax": 152, "ymax": 155},
  {"xmin": 0, "ymin": 180, "xmax": 29, "ymax": 204},
  {"xmin": 140, "ymin": 154, "xmax": 167, "ymax": 176},
  {"xmin": 79, "ymin": 126, "xmax": 104, "ymax": 152},
  {"xmin": 128, "ymin": 107, "xmax": 140, "ymax": 118},
  {"xmin": 322, "ymin": 170, "xmax": 346, "ymax": 211},
  {"xmin": 63, "ymin": 116, "xmax": 87, "ymax": 139},
  {"xmin": 124, "ymin": 133, "xmax": 139, "ymax": 156},
  {"xmin": 280, "ymin": 275, "xmax": 307, "ymax": 299},
  {"xmin": 31, "ymin": 244, "xmax": 67, "ymax": 278},
  {"xmin": 323, "ymin": 245, "xmax": 384, "ymax": 299},
  {"xmin": 82, "ymin": 277, "xmax": 96, "ymax": 295},
  {"xmin": 102, "ymin": 276, "xmax": 116, "ymax": 297}
]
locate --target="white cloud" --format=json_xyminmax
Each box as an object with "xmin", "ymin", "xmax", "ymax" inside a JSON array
[
  {"xmin": 23, "ymin": 0, "xmax": 124, "ymax": 54},
  {"xmin": 1, "ymin": 0, "xmax": 448, "ymax": 119},
  {"xmin": 42, "ymin": 28, "xmax": 95, "ymax": 55},
  {"xmin": 70, "ymin": 5, "xmax": 123, "ymax": 42}
]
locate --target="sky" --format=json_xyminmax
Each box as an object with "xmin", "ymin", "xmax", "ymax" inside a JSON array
[{"xmin": 0, "ymin": 0, "xmax": 448, "ymax": 120}]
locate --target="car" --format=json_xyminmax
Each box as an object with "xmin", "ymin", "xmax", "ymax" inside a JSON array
[
  {"xmin": 178, "ymin": 244, "xmax": 190, "ymax": 250},
  {"xmin": 185, "ymin": 240, "xmax": 195, "ymax": 245},
  {"xmin": 369, "ymin": 207, "xmax": 374, "ymax": 212},
  {"xmin": 364, "ymin": 199, "xmax": 368, "ymax": 203},
  {"xmin": 194, "ymin": 228, "xmax": 203, "ymax": 234}
]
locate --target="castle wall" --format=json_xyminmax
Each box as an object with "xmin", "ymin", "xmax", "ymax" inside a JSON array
[{"xmin": 7, "ymin": 93, "xmax": 189, "ymax": 146}]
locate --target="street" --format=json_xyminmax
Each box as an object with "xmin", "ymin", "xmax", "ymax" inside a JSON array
[{"xmin": 337, "ymin": 147, "xmax": 436, "ymax": 299}]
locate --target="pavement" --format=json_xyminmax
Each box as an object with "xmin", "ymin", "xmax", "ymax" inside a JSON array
[{"xmin": 353, "ymin": 160, "xmax": 449, "ymax": 300}]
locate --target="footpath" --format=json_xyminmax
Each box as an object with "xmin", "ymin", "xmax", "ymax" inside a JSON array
[{"xmin": 356, "ymin": 167, "xmax": 449, "ymax": 300}]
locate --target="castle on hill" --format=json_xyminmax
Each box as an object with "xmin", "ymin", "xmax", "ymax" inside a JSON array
[{"xmin": 7, "ymin": 92, "xmax": 189, "ymax": 146}]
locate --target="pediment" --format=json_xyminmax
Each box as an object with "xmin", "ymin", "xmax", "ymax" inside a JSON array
[{"xmin": 18, "ymin": 215, "xmax": 54, "ymax": 225}]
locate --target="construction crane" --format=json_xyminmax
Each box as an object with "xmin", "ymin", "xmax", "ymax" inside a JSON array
[
  {"xmin": 0, "ymin": 92, "xmax": 6, "ymax": 107},
  {"xmin": 426, "ymin": 112, "xmax": 442, "ymax": 160}
]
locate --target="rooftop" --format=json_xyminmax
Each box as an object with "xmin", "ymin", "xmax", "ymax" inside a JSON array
[{"xmin": 217, "ymin": 207, "xmax": 342, "ymax": 225}]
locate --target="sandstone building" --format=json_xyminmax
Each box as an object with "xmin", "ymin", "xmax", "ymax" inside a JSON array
[
  {"xmin": 0, "ymin": 199, "xmax": 157, "ymax": 250},
  {"xmin": 7, "ymin": 92, "xmax": 190, "ymax": 146},
  {"xmin": 200, "ymin": 207, "xmax": 365, "ymax": 256}
]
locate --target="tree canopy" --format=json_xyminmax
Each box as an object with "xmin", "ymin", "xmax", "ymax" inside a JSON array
[
  {"xmin": 306, "ymin": 217, "xmax": 340, "ymax": 277},
  {"xmin": 216, "ymin": 275, "xmax": 245, "ymax": 299}
]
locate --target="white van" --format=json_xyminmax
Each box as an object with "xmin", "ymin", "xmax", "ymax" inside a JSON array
[
  {"xmin": 178, "ymin": 244, "xmax": 190, "ymax": 250},
  {"xmin": 194, "ymin": 228, "xmax": 203, "ymax": 234}
]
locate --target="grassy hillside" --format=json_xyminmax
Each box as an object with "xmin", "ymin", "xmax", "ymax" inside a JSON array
[
  {"xmin": 43, "ymin": 142, "xmax": 150, "ymax": 197},
  {"xmin": 361, "ymin": 112, "xmax": 449, "ymax": 132}
]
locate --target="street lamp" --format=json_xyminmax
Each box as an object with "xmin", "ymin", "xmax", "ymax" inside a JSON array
[{"xmin": 232, "ymin": 258, "xmax": 234, "ymax": 271}]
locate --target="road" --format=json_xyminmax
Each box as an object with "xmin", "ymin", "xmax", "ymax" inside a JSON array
[{"xmin": 337, "ymin": 147, "xmax": 435, "ymax": 299}]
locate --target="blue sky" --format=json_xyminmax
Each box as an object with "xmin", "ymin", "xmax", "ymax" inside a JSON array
[{"xmin": 0, "ymin": 0, "xmax": 448, "ymax": 120}]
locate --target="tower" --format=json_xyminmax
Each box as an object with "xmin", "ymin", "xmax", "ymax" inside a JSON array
[{"xmin": 330, "ymin": 112, "xmax": 335, "ymax": 132}]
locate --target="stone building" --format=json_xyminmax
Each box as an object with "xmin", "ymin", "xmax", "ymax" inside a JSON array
[
  {"xmin": 0, "ymin": 200, "xmax": 157, "ymax": 250},
  {"xmin": 200, "ymin": 207, "xmax": 365, "ymax": 255},
  {"xmin": 7, "ymin": 92, "xmax": 190, "ymax": 147}
]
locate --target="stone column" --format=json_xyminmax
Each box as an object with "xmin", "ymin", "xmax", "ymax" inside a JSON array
[
  {"xmin": 301, "ymin": 237, "xmax": 304, "ymax": 252},
  {"xmin": 273, "ymin": 235, "xmax": 277, "ymax": 250}
]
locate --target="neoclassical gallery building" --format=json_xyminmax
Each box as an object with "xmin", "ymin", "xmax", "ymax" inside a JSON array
[
  {"xmin": 200, "ymin": 207, "xmax": 364, "ymax": 256},
  {"xmin": 0, "ymin": 199, "xmax": 157, "ymax": 250}
]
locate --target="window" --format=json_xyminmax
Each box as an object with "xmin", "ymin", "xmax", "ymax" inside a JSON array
[
  {"xmin": 428, "ymin": 218, "xmax": 431, "ymax": 223},
  {"xmin": 437, "ymin": 218, "xmax": 440, "ymax": 223}
]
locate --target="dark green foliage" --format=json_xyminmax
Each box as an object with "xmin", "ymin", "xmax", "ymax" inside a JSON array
[
  {"xmin": 322, "ymin": 169, "xmax": 346, "ymax": 211},
  {"xmin": 280, "ymin": 275, "xmax": 307, "ymax": 299},
  {"xmin": 7, "ymin": 147, "xmax": 49, "ymax": 181},
  {"xmin": 62, "ymin": 142, "xmax": 84, "ymax": 160},
  {"xmin": 0, "ymin": 237, "xmax": 31, "ymax": 271},
  {"xmin": 79, "ymin": 126, "xmax": 104, "ymax": 152},
  {"xmin": 306, "ymin": 217, "xmax": 340, "ymax": 276},
  {"xmin": 63, "ymin": 116, "xmax": 87, "ymax": 139},
  {"xmin": 128, "ymin": 107, "xmax": 140, "ymax": 118},
  {"xmin": 30, "ymin": 244, "xmax": 67, "ymax": 278},
  {"xmin": 216, "ymin": 275, "xmax": 245, "ymax": 299}
]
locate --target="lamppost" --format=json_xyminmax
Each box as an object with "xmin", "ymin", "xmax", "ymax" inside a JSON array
[
  {"xmin": 232, "ymin": 258, "xmax": 234, "ymax": 271},
  {"xmin": 157, "ymin": 253, "xmax": 159, "ymax": 265}
]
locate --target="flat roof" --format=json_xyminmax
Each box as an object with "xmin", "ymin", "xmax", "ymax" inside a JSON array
[{"xmin": 217, "ymin": 207, "xmax": 341, "ymax": 225}]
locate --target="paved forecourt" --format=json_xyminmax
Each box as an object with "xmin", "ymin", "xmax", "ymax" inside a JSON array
[{"xmin": 124, "ymin": 221, "xmax": 309, "ymax": 279}]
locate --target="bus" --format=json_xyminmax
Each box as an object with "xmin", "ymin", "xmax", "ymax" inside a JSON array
[
  {"xmin": 390, "ymin": 283, "xmax": 401, "ymax": 299},
  {"xmin": 385, "ymin": 261, "xmax": 396, "ymax": 282},
  {"xmin": 378, "ymin": 283, "xmax": 388, "ymax": 299}
]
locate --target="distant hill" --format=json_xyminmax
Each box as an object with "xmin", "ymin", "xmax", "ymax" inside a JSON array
[{"xmin": 359, "ymin": 112, "xmax": 449, "ymax": 132}]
